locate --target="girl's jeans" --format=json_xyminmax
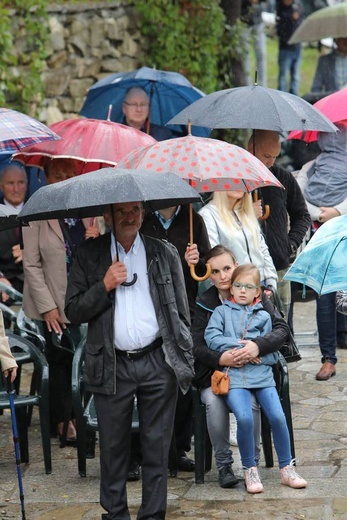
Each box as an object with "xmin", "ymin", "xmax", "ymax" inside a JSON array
[{"xmin": 225, "ymin": 386, "xmax": 292, "ymax": 469}]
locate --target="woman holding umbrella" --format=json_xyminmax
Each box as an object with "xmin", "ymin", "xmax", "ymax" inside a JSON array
[{"xmin": 199, "ymin": 190, "xmax": 278, "ymax": 291}]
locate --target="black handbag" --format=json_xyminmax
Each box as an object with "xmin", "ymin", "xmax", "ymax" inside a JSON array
[
  {"xmin": 272, "ymin": 288, "xmax": 302, "ymax": 363},
  {"xmin": 279, "ymin": 329, "xmax": 302, "ymax": 363}
]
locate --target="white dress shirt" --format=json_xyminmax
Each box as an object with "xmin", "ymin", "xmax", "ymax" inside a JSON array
[{"xmin": 111, "ymin": 233, "xmax": 160, "ymax": 351}]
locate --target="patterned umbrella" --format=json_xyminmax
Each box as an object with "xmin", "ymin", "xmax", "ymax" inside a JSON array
[
  {"xmin": 13, "ymin": 118, "xmax": 156, "ymax": 175},
  {"xmin": 118, "ymin": 135, "xmax": 282, "ymax": 193},
  {"xmin": 0, "ymin": 108, "xmax": 60, "ymax": 153}
]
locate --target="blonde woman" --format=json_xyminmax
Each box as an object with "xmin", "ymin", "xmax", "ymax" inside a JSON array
[{"xmin": 199, "ymin": 191, "xmax": 277, "ymax": 290}]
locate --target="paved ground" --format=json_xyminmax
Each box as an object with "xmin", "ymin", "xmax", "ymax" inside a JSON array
[{"xmin": 2, "ymin": 300, "xmax": 347, "ymax": 519}]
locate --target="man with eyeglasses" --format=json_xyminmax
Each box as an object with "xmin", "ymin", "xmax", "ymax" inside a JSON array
[{"xmin": 122, "ymin": 87, "xmax": 173, "ymax": 141}]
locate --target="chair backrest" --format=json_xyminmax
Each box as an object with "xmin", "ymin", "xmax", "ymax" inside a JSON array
[
  {"xmin": 3, "ymin": 333, "xmax": 49, "ymax": 398},
  {"xmin": 0, "ymin": 333, "xmax": 48, "ymax": 409},
  {"xmin": 0, "ymin": 281, "xmax": 23, "ymax": 304},
  {"xmin": 15, "ymin": 308, "xmax": 46, "ymax": 352}
]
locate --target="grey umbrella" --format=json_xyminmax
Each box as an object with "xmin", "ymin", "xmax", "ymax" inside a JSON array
[
  {"xmin": 289, "ymin": 3, "xmax": 347, "ymax": 44},
  {"xmin": 18, "ymin": 167, "xmax": 200, "ymax": 223},
  {"xmin": 0, "ymin": 204, "xmax": 20, "ymax": 231},
  {"xmin": 168, "ymin": 84, "xmax": 338, "ymax": 133}
]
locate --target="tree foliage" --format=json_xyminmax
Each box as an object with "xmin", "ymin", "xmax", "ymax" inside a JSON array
[
  {"xmin": 131, "ymin": 0, "xmax": 225, "ymax": 93},
  {"xmin": 0, "ymin": 0, "xmax": 48, "ymax": 115}
]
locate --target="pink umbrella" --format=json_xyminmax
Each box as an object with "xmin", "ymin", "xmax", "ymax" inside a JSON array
[
  {"xmin": 288, "ymin": 88, "xmax": 347, "ymax": 142},
  {"xmin": 118, "ymin": 135, "xmax": 283, "ymax": 280},
  {"xmin": 12, "ymin": 118, "xmax": 156, "ymax": 175}
]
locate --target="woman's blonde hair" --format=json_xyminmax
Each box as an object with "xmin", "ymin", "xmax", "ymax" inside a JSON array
[{"xmin": 210, "ymin": 191, "xmax": 260, "ymax": 247}]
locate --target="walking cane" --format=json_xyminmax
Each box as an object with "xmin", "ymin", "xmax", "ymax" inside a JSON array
[{"xmin": 6, "ymin": 374, "xmax": 26, "ymax": 520}]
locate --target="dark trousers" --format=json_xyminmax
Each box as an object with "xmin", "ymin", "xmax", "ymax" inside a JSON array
[
  {"xmin": 94, "ymin": 347, "xmax": 178, "ymax": 520},
  {"xmin": 40, "ymin": 322, "xmax": 81, "ymax": 433},
  {"xmin": 316, "ymin": 292, "xmax": 347, "ymax": 365}
]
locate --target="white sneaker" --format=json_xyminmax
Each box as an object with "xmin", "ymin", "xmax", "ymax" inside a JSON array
[
  {"xmin": 280, "ymin": 461, "xmax": 307, "ymax": 489},
  {"xmin": 244, "ymin": 466, "xmax": 264, "ymax": 494},
  {"xmin": 229, "ymin": 415, "xmax": 238, "ymax": 446}
]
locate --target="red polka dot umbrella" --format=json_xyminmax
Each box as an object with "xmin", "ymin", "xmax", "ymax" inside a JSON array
[
  {"xmin": 118, "ymin": 135, "xmax": 282, "ymax": 193},
  {"xmin": 118, "ymin": 135, "xmax": 283, "ymax": 281}
]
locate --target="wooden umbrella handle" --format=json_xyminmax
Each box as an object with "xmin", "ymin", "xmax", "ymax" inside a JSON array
[
  {"xmin": 253, "ymin": 191, "xmax": 270, "ymax": 221},
  {"xmin": 189, "ymin": 204, "xmax": 211, "ymax": 282}
]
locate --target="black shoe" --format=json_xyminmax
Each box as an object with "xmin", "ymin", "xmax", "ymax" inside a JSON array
[
  {"xmin": 127, "ymin": 461, "xmax": 141, "ymax": 481},
  {"xmin": 337, "ymin": 332, "xmax": 347, "ymax": 349},
  {"xmin": 58, "ymin": 434, "xmax": 77, "ymax": 448},
  {"xmin": 176, "ymin": 452, "xmax": 195, "ymax": 472},
  {"xmin": 218, "ymin": 465, "xmax": 239, "ymax": 488}
]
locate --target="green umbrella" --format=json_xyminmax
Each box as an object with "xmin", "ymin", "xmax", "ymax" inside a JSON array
[{"xmin": 289, "ymin": 3, "xmax": 347, "ymax": 44}]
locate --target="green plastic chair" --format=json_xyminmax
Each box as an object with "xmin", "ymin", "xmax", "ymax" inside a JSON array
[{"xmin": 0, "ymin": 333, "xmax": 51, "ymax": 474}]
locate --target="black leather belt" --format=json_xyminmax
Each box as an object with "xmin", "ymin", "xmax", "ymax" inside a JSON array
[{"xmin": 115, "ymin": 336, "xmax": 163, "ymax": 360}]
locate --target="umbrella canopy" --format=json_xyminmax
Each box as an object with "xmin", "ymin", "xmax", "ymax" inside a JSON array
[
  {"xmin": 79, "ymin": 66, "xmax": 210, "ymax": 137},
  {"xmin": 12, "ymin": 119, "xmax": 156, "ymax": 175},
  {"xmin": 168, "ymin": 84, "xmax": 338, "ymax": 133},
  {"xmin": 0, "ymin": 108, "xmax": 60, "ymax": 153},
  {"xmin": 288, "ymin": 88, "xmax": 347, "ymax": 142},
  {"xmin": 289, "ymin": 3, "xmax": 347, "ymax": 44},
  {"xmin": 283, "ymin": 214, "xmax": 347, "ymax": 295},
  {"xmin": 118, "ymin": 135, "xmax": 283, "ymax": 193},
  {"xmin": 18, "ymin": 167, "xmax": 200, "ymax": 223},
  {"xmin": 0, "ymin": 204, "xmax": 20, "ymax": 231}
]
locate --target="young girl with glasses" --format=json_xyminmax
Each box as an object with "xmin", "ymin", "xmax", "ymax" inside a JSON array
[{"xmin": 204, "ymin": 263, "xmax": 307, "ymax": 494}]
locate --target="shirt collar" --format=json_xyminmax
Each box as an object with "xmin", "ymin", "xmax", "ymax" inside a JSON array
[
  {"xmin": 3, "ymin": 199, "xmax": 24, "ymax": 210},
  {"xmin": 154, "ymin": 206, "xmax": 181, "ymax": 230},
  {"xmin": 111, "ymin": 231, "xmax": 141, "ymax": 257}
]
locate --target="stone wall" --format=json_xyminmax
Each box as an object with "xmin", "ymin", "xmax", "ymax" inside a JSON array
[{"xmin": 41, "ymin": 1, "xmax": 144, "ymax": 124}]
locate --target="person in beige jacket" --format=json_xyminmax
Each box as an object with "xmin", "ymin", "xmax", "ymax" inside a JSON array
[
  {"xmin": 0, "ymin": 308, "xmax": 17, "ymax": 383},
  {"xmin": 22, "ymin": 158, "xmax": 99, "ymax": 444}
]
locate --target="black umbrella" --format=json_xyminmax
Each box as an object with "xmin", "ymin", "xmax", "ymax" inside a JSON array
[
  {"xmin": 19, "ymin": 167, "xmax": 201, "ymax": 286},
  {"xmin": 18, "ymin": 167, "xmax": 200, "ymax": 222},
  {"xmin": 168, "ymin": 84, "xmax": 338, "ymax": 133},
  {"xmin": 6, "ymin": 376, "xmax": 26, "ymax": 520},
  {"xmin": 0, "ymin": 204, "xmax": 20, "ymax": 231}
]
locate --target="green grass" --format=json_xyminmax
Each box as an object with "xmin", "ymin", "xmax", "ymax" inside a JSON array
[{"xmin": 253, "ymin": 36, "xmax": 320, "ymax": 96}]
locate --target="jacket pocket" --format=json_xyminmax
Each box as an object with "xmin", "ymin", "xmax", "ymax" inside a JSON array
[
  {"xmin": 156, "ymin": 274, "xmax": 176, "ymax": 304},
  {"xmin": 83, "ymin": 343, "xmax": 105, "ymax": 386}
]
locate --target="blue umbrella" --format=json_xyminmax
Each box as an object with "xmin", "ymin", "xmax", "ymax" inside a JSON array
[
  {"xmin": 284, "ymin": 214, "xmax": 347, "ymax": 295},
  {"xmin": 79, "ymin": 67, "xmax": 210, "ymax": 137}
]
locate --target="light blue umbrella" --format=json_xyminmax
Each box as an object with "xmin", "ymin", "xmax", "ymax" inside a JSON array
[{"xmin": 284, "ymin": 214, "xmax": 347, "ymax": 295}]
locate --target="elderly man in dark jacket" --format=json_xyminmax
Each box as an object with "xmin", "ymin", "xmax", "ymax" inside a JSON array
[
  {"xmin": 65, "ymin": 201, "xmax": 193, "ymax": 520},
  {"xmin": 248, "ymin": 130, "xmax": 311, "ymax": 329}
]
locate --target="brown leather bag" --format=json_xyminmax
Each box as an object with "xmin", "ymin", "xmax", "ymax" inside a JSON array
[{"xmin": 211, "ymin": 368, "xmax": 230, "ymax": 395}]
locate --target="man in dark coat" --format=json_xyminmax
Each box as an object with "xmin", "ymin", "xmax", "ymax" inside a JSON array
[
  {"xmin": 65, "ymin": 201, "xmax": 193, "ymax": 520},
  {"xmin": 248, "ymin": 130, "xmax": 311, "ymax": 329}
]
